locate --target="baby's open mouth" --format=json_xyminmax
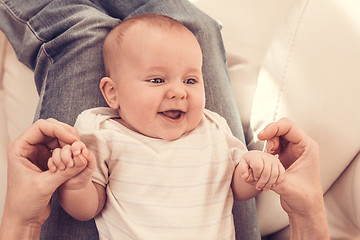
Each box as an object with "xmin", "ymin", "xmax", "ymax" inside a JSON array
[{"xmin": 160, "ymin": 110, "xmax": 184, "ymax": 120}]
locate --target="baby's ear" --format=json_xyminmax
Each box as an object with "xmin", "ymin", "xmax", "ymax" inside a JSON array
[{"xmin": 100, "ymin": 77, "xmax": 119, "ymax": 109}]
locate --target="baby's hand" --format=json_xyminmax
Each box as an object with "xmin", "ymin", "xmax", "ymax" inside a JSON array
[
  {"xmin": 48, "ymin": 144, "xmax": 76, "ymax": 172},
  {"xmin": 48, "ymin": 141, "xmax": 96, "ymax": 190},
  {"xmin": 238, "ymin": 150, "xmax": 285, "ymax": 191},
  {"xmin": 48, "ymin": 141, "xmax": 85, "ymax": 172}
]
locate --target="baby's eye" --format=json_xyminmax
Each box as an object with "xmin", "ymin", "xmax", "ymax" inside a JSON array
[
  {"xmin": 184, "ymin": 78, "xmax": 197, "ymax": 84},
  {"xmin": 149, "ymin": 78, "xmax": 164, "ymax": 84}
]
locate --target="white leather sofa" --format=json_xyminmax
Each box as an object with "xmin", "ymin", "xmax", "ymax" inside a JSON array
[{"xmin": 1, "ymin": 0, "xmax": 359, "ymax": 239}]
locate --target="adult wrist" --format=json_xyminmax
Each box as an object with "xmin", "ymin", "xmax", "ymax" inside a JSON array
[
  {"xmin": 288, "ymin": 205, "xmax": 329, "ymax": 240},
  {"xmin": 0, "ymin": 212, "xmax": 42, "ymax": 240}
]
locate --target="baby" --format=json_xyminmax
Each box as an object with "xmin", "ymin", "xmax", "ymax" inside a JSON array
[{"xmin": 48, "ymin": 14, "xmax": 284, "ymax": 239}]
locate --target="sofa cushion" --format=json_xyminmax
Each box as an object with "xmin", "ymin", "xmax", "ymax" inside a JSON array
[
  {"xmin": 1, "ymin": 33, "xmax": 38, "ymax": 141},
  {"xmin": 192, "ymin": 0, "xmax": 296, "ymax": 138},
  {"xmin": 249, "ymin": 0, "xmax": 360, "ymax": 236}
]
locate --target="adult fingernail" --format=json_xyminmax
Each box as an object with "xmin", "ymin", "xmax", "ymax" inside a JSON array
[{"xmin": 70, "ymin": 133, "xmax": 80, "ymax": 141}]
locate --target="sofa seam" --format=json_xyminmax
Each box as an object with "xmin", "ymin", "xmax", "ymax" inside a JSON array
[{"xmin": 273, "ymin": 0, "xmax": 310, "ymax": 121}]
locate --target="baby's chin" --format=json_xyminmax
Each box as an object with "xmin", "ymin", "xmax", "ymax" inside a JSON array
[
  {"xmin": 152, "ymin": 120, "xmax": 201, "ymax": 141},
  {"xmin": 123, "ymin": 121, "xmax": 190, "ymax": 141},
  {"xmin": 149, "ymin": 128, "xmax": 194, "ymax": 141},
  {"xmin": 153, "ymin": 131, "xmax": 187, "ymax": 141}
]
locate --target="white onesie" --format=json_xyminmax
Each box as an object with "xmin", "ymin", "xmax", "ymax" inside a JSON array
[{"xmin": 75, "ymin": 107, "xmax": 247, "ymax": 240}]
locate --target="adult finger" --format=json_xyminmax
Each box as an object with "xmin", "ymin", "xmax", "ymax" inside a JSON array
[
  {"xmin": 20, "ymin": 119, "xmax": 79, "ymax": 146},
  {"xmin": 257, "ymin": 118, "xmax": 311, "ymax": 168},
  {"xmin": 257, "ymin": 118, "xmax": 306, "ymax": 147},
  {"xmin": 271, "ymin": 141, "xmax": 321, "ymax": 212}
]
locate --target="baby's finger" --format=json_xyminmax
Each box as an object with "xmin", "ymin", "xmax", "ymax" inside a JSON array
[
  {"xmin": 71, "ymin": 141, "xmax": 86, "ymax": 156},
  {"xmin": 275, "ymin": 161, "xmax": 286, "ymax": 185},
  {"xmin": 251, "ymin": 158, "xmax": 264, "ymax": 181},
  {"xmin": 73, "ymin": 154, "xmax": 87, "ymax": 168},
  {"xmin": 262, "ymin": 163, "xmax": 279, "ymax": 191},
  {"xmin": 238, "ymin": 158, "xmax": 251, "ymax": 180},
  {"xmin": 82, "ymin": 148, "xmax": 97, "ymax": 170},
  {"xmin": 255, "ymin": 160, "xmax": 270, "ymax": 190},
  {"xmin": 51, "ymin": 148, "xmax": 66, "ymax": 170},
  {"xmin": 47, "ymin": 157, "xmax": 58, "ymax": 173},
  {"xmin": 264, "ymin": 155, "xmax": 285, "ymax": 191},
  {"xmin": 60, "ymin": 145, "xmax": 74, "ymax": 168}
]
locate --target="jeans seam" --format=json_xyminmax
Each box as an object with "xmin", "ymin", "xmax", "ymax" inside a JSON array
[
  {"xmin": 1, "ymin": 1, "xmax": 46, "ymax": 43},
  {"xmin": 27, "ymin": 22, "xmax": 46, "ymax": 43},
  {"xmin": 1, "ymin": 1, "xmax": 26, "ymax": 23},
  {"xmin": 39, "ymin": 44, "xmax": 53, "ymax": 64}
]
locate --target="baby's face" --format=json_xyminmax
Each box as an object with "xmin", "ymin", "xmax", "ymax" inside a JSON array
[{"xmin": 111, "ymin": 25, "xmax": 205, "ymax": 140}]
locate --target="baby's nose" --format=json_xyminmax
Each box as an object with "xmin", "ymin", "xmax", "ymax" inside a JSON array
[{"xmin": 166, "ymin": 86, "xmax": 187, "ymax": 99}]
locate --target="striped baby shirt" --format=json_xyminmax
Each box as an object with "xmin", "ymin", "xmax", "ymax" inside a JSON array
[{"xmin": 75, "ymin": 107, "xmax": 247, "ymax": 240}]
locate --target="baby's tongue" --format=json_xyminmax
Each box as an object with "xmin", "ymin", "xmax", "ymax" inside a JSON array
[{"xmin": 162, "ymin": 110, "xmax": 181, "ymax": 119}]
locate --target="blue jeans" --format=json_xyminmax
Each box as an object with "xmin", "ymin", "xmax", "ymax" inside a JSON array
[{"xmin": 0, "ymin": 0, "xmax": 260, "ymax": 239}]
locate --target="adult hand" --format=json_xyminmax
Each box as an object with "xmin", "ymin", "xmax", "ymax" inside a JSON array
[
  {"xmin": 0, "ymin": 119, "xmax": 87, "ymax": 239},
  {"xmin": 258, "ymin": 118, "xmax": 329, "ymax": 239}
]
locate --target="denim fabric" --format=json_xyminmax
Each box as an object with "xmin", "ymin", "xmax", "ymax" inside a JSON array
[{"xmin": 0, "ymin": 0, "xmax": 260, "ymax": 239}]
